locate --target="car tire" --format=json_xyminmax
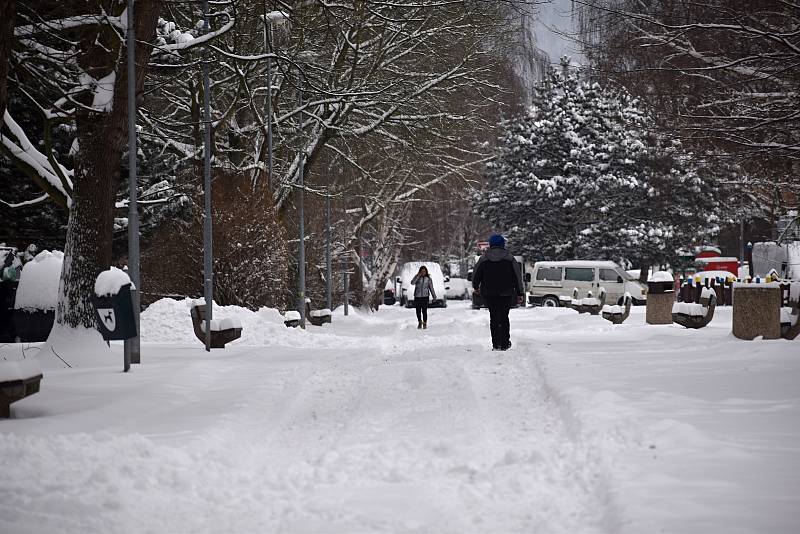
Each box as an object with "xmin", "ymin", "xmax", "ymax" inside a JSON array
[{"xmin": 541, "ymin": 296, "xmax": 560, "ymax": 308}]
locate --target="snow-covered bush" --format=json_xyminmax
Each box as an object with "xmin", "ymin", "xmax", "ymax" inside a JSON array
[
  {"xmin": 473, "ymin": 61, "xmax": 730, "ymax": 267},
  {"xmin": 14, "ymin": 250, "xmax": 63, "ymax": 311}
]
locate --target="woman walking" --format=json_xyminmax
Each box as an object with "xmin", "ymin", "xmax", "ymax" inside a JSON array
[{"xmin": 411, "ymin": 266, "xmax": 436, "ymax": 329}]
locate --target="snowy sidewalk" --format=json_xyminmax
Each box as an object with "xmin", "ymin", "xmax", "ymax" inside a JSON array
[
  {"xmin": 1, "ymin": 303, "xmax": 606, "ymax": 533},
  {"xmin": 1, "ymin": 301, "xmax": 798, "ymax": 533}
]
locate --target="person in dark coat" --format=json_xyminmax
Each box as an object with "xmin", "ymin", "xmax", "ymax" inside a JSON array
[{"xmin": 472, "ymin": 234, "xmax": 524, "ymax": 350}]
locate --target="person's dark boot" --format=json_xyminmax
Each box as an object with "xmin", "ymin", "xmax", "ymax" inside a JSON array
[
  {"xmin": 423, "ymin": 321, "xmax": 427, "ymax": 329},
  {"xmin": 417, "ymin": 321, "xmax": 422, "ymax": 329}
]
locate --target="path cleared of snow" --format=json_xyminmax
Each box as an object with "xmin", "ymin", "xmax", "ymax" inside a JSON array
[{"xmin": 1, "ymin": 300, "xmax": 798, "ymax": 533}]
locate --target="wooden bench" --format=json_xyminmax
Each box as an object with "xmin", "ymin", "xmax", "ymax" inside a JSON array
[
  {"xmin": 0, "ymin": 360, "xmax": 43, "ymax": 418},
  {"xmin": 602, "ymin": 293, "xmax": 632, "ymax": 324},
  {"xmin": 190, "ymin": 304, "xmax": 242, "ymax": 348},
  {"xmin": 673, "ymin": 288, "xmax": 716, "ymax": 329},
  {"xmin": 780, "ymin": 300, "xmax": 800, "ymax": 340}
]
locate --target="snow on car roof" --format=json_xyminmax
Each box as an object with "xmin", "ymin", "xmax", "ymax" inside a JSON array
[{"xmin": 534, "ymin": 260, "xmax": 619, "ymax": 269}]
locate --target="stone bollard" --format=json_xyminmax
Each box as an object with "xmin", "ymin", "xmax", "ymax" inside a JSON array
[
  {"xmin": 646, "ymin": 272, "xmax": 675, "ymax": 325},
  {"xmin": 732, "ymin": 284, "xmax": 781, "ymax": 340}
]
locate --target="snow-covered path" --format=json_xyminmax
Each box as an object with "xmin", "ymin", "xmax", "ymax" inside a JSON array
[
  {"xmin": 2, "ymin": 300, "xmax": 798, "ymax": 533},
  {"xmin": 1, "ymin": 303, "xmax": 607, "ymax": 533}
]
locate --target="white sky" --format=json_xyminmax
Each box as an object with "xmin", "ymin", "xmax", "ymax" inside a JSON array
[{"xmin": 533, "ymin": 0, "xmax": 583, "ymax": 66}]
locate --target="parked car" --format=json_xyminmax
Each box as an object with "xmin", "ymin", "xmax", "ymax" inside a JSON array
[
  {"xmin": 529, "ymin": 260, "xmax": 647, "ymax": 307},
  {"xmin": 383, "ymin": 279, "xmax": 397, "ymax": 305},
  {"xmin": 396, "ymin": 262, "xmax": 448, "ymax": 308},
  {"xmin": 445, "ymin": 277, "xmax": 471, "ymax": 300},
  {"xmin": 466, "ymin": 255, "xmax": 530, "ymax": 309}
]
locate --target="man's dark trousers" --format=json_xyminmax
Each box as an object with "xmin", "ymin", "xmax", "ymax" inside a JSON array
[{"xmin": 485, "ymin": 295, "xmax": 512, "ymax": 349}]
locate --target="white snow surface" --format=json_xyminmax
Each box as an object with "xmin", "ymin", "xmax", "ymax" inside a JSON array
[
  {"xmin": 283, "ymin": 310, "xmax": 301, "ymax": 322},
  {"xmin": 648, "ymin": 270, "xmax": 674, "ymax": 282},
  {"xmin": 13, "ymin": 250, "xmax": 63, "ymax": 310},
  {"xmin": 672, "ymin": 302, "xmax": 706, "ymax": 316},
  {"xmin": 445, "ymin": 277, "xmax": 470, "ymax": 299},
  {"xmin": 94, "ymin": 267, "xmax": 133, "ymax": 297},
  {"xmin": 1, "ymin": 301, "xmax": 798, "ymax": 534},
  {"xmin": 310, "ymin": 308, "xmax": 332, "ymax": 318},
  {"xmin": 0, "ymin": 358, "xmax": 41, "ymax": 382}
]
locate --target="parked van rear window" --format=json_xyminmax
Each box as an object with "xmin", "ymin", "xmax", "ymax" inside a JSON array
[
  {"xmin": 565, "ymin": 268, "xmax": 594, "ymax": 282},
  {"xmin": 536, "ymin": 267, "xmax": 562, "ymax": 281}
]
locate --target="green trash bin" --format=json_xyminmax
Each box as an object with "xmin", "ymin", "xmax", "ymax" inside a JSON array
[{"xmin": 93, "ymin": 283, "xmax": 137, "ymax": 340}]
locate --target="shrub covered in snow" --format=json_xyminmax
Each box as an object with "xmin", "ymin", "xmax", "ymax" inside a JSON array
[
  {"xmin": 473, "ymin": 61, "xmax": 734, "ymax": 266},
  {"xmin": 14, "ymin": 250, "xmax": 63, "ymax": 311}
]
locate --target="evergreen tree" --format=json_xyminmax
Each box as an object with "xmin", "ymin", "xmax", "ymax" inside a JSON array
[{"xmin": 474, "ymin": 61, "xmax": 729, "ymax": 267}]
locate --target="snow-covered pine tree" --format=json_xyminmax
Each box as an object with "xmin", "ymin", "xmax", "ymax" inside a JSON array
[{"xmin": 474, "ymin": 60, "xmax": 728, "ymax": 267}]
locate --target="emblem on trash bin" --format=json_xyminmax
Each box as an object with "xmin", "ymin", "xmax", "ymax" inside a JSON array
[{"xmin": 98, "ymin": 308, "xmax": 116, "ymax": 331}]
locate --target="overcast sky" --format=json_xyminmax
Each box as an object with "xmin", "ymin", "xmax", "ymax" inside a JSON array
[{"xmin": 533, "ymin": 0, "xmax": 583, "ymax": 66}]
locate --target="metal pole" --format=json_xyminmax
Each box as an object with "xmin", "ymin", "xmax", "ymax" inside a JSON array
[
  {"xmin": 124, "ymin": 0, "xmax": 139, "ymax": 371},
  {"xmin": 297, "ymin": 72, "xmax": 306, "ymax": 328},
  {"xmin": 202, "ymin": 0, "xmax": 213, "ymax": 351},
  {"xmin": 263, "ymin": 2, "xmax": 273, "ymax": 188},
  {"xmin": 325, "ymin": 192, "xmax": 332, "ymax": 310},
  {"xmin": 343, "ymin": 266, "xmax": 349, "ymax": 316},
  {"xmin": 739, "ymin": 218, "xmax": 745, "ymax": 278}
]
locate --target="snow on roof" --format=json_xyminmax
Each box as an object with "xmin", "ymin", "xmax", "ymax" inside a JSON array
[
  {"xmin": 94, "ymin": 267, "xmax": 133, "ymax": 297},
  {"xmin": 696, "ymin": 257, "xmax": 738, "ymax": 263},
  {"xmin": 534, "ymin": 260, "xmax": 620, "ymax": 269},
  {"xmin": 14, "ymin": 250, "xmax": 63, "ymax": 311}
]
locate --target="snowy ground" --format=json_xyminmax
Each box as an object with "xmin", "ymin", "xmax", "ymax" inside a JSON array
[{"xmin": 1, "ymin": 300, "xmax": 798, "ymax": 533}]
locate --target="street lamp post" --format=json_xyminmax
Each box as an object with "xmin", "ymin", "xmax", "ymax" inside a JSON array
[
  {"xmin": 201, "ymin": 0, "xmax": 213, "ymax": 351},
  {"xmin": 297, "ymin": 72, "xmax": 306, "ymax": 328},
  {"xmin": 124, "ymin": 0, "xmax": 140, "ymax": 371},
  {"xmin": 325, "ymin": 191, "xmax": 332, "ymax": 310}
]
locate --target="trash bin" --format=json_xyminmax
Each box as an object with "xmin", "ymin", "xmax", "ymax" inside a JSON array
[{"xmin": 93, "ymin": 283, "xmax": 137, "ymax": 340}]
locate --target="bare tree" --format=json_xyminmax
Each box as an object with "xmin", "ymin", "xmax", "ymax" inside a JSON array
[{"xmin": 573, "ymin": 0, "xmax": 800, "ymax": 211}]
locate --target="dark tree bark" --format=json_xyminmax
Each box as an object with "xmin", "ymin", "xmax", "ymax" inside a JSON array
[
  {"xmin": 0, "ymin": 0, "xmax": 15, "ymax": 117},
  {"xmin": 56, "ymin": 0, "xmax": 161, "ymax": 328}
]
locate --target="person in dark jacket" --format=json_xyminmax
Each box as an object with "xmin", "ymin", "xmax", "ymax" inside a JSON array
[
  {"xmin": 410, "ymin": 266, "xmax": 437, "ymax": 329},
  {"xmin": 472, "ymin": 234, "xmax": 524, "ymax": 350}
]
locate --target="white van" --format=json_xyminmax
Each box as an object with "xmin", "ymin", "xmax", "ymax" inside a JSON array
[
  {"xmin": 529, "ymin": 260, "xmax": 647, "ymax": 307},
  {"xmin": 397, "ymin": 262, "xmax": 448, "ymax": 308},
  {"xmin": 466, "ymin": 254, "xmax": 531, "ymax": 309}
]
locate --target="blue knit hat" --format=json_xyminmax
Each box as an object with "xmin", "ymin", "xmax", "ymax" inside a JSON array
[{"xmin": 488, "ymin": 234, "xmax": 505, "ymax": 248}]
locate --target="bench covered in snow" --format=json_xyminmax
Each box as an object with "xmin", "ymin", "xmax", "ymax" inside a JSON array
[
  {"xmin": 190, "ymin": 303, "xmax": 242, "ymax": 348},
  {"xmin": 283, "ymin": 310, "xmax": 301, "ymax": 328},
  {"xmin": 0, "ymin": 359, "xmax": 42, "ymax": 418},
  {"xmin": 780, "ymin": 302, "xmax": 800, "ymax": 340},
  {"xmin": 672, "ymin": 288, "xmax": 716, "ymax": 329},
  {"xmin": 309, "ymin": 308, "xmax": 332, "ymax": 326},
  {"xmin": 572, "ymin": 288, "xmax": 606, "ymax": 315},
  {"xmin": 602, "ymin": 292, "xmax": 632, "ymax": 325}
]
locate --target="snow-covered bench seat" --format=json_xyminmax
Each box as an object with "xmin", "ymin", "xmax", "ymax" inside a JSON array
[
  {"xmin": 602, "ymin": 292, "xmax": 632, "ymax": 324},
  {"xmin": 308, "ymin": 308, "xmax": 332, "ymax": 326},
  {"xmin": 780, "ymin": 302, "xmax": 800, "ymax": 340},
  {"xmin": 572, "ymin": 288, "xmax": 606, "ymax": 315},
  {"xmin": 283, "ymin": 310, "xmax": 301, "ymax": 328},
  {"xmin": 672, "ymin": 288, "xmax": 716, "ymax": 329},
  {"xmin": 0, "ymin": 359, "xmax": 42, "ymax": 418},
  {"xmin": 190, "ymin": 303, "xmax": 242, "ymax": 348}
]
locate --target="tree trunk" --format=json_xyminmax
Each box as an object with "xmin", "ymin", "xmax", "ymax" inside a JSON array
[
  {"xmin": 0, "ymin": 0, "xmax": 15, "ymax": 117},
  {"xmin": 638, "ymin": 265, "xmax": 649, "ymax": 284},
  {"xmin": 56, "ymin": 0, "xmax": 161, "ymax": 328}
]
